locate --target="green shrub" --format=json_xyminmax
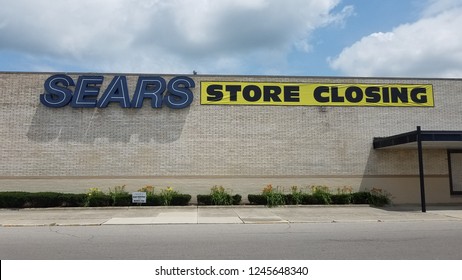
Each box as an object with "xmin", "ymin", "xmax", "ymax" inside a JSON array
[
  {"xmin": 332, "ymin": 186, "xmax": 353, "ymax": 204},
  {"xmin": 248, "ymin": 185, "xmax": 394, "ymax": 206},
  {"xmin": 59, "ymin": 193, "xmax": 86, "ymax": 207},
  {"xmin": 199, "ymin": 186, "xmax": 241, "ymax": 206},
  {"xmin": 262, "ymin": 184, "xmax": 285, "ymax": 207},
  {"xmin": 109, "ymin": 185, "xmax": 131, "ymax": 206},
  {"xmin": 85, "ymin": 188, "xmax": 111, "ymax": 207},
  {"xmin": 248, "ymin": 194, "xmax": 267, "ymax": 205},
  {"xmin": 232, "ymin": 194, "xmax": 242, "ymax": 205},
  {"xmin": 311, "ymin": 186, "xmax": 332, "ymax": 205},
  {"xmin": 197, "ymin": 193, "xmax": 242, "ymax": 205},
  {"xmin": 368, "ymin": 188, "xmax": 391, "ymax": 206},
  {"xmin": 0, "ymin": 189, "xmax": 191, "ymax": 208},
  {"xmin": 113, "ymin": 193, "xmax": 132, "ymax": 206},
  {"xmin": 197, "ymin": 194, "xmax": 212, "ymax": 205},
  {"xmin": 351, "ymin": 192, "xmax": 371, "ymax": 204},
  {"xmin": 145, "ymin": 194, "xmax": 163, "ymax": 206},
  {"xmin": 289, "ymin": 186, "xmax": 303, "ymax": 205},
  {"xmin": 170, "ymin": 194, "xmax": 191, "ymax": 206},
  {"xmin": 284, "ymin": 194, "xmax": 304, "ymax": 205},
  {"xmin": 159, "ymin": 187, "xmax": 177, "ymax": 206},
  {"xmin": 85, "ymin": 194, "xmax": 111, "ymax": 207},
  {"xmin": 0, "ymin": 185, "xmax": 391, "ymax": 208},
  {"xmin": 26, "ymin": 192, "xmax": 62, "ymax": 208},
  {"xmin": 349, "ymin": 189, "xmax": 390, "ymax": 206},
  {"xmin": 300, "ymin": 194, "xmax": 317, "ymax": 205},
  {"xmin": 137, "ymin": 186, "xmax": 190, "ymax": 206},
  {"xmin": 209, "ymin": 186, "xmax": 234, "ymax": 205},
  {"xmin": 0, "ymin": 192, "xmax": 29, "ymax": 208},
  {"xmin": 137, "ymin": 186, "xmax": 159, "ymax": 206},
  {"xmin": 330, "ymin": 194, "xmax": 352, "ymax": 204},
  {"xmin": 0, "ymin": 192, "xmax": 88, "ymax": 208}
]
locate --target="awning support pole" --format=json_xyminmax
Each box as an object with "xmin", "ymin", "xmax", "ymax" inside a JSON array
[{"xmin": 417, "ymin": 126, "xmax": 427, "ymax": 213}]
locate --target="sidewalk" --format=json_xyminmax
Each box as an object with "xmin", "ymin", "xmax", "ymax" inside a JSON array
[{"xmin": 2, "ymin": 205, "xmax": 462, "ymax": 227}]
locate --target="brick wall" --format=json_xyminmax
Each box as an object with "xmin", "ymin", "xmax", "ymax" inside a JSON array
[{"xmin": 1, "ymin": 72, "xmax": 462, "ymax": 203}]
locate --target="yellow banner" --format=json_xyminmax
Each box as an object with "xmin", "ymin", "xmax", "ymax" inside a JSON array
[{"xmin": 200, "ymin": 82, "xmax": 434, "ymax": 107}]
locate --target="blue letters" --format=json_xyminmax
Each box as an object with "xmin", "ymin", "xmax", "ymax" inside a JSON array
[
  {"xmin": 131, "ymin": 76, "xmax": 166, "ymax": 108},
  {"xmin": 40, "ymin": 74, "xmax": 195, "ymax": 109},
  {"xmin": 97, "ymin": 76, "xmax": 130, "ymax": 108},
  {"xmin": 164, "ymin": 76, "xmax": 195, "ymax": 109},
  {"xmin": 40, "ymin": 74, "xmax": 75, "ymax": 108},
  {"xmin": 71, "ymin": 76, "xmax": 104, "ymax": 108}
]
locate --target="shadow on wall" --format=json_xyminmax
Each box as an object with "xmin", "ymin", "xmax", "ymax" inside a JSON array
[
  {"xmin": 359, "ymin": 146, "xmax": 451, "ymax": 204},
  {"xmin": 360, "ymin": 147, "xmax": 418, "ymax": 196},
  {"xmin": 26, "ymin": 105, "xmax": 190, "ymax": 143}
]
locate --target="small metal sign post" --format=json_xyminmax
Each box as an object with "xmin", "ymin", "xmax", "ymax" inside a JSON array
[{"xmin": 132, "ymin": 192, "xmax": 147, "ymax": 204}]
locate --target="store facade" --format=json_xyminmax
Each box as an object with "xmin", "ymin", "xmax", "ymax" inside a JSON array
[{"xmin": 1, "ymin": 72, "xmax": 462, "ymax": 205}]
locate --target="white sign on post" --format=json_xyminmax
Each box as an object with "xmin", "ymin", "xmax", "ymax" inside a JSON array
[{"xmin": 132, "ymin": 192, "xmax": 147, "ymax": 204}]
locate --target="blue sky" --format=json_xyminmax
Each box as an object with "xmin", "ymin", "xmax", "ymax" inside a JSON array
[
  {"xmin": 0, "ymin": 0, "xmax": 461, "ymax": 77},
  {"xmin": 296, "ymin": 0, "xmax": 419, "ymax": 76}
]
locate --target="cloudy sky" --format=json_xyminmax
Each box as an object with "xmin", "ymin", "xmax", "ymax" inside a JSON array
[{"xmin": 0, "ymin": 0, "xmax": 461, "ymax": 78}]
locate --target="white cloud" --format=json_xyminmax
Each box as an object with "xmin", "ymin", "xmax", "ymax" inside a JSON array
[
  {"xmin": 0, "ymin": 0, "xmax": 351, "ymax": 74},
  {"xmin": 329, "ymin": 1, "xmax": 462, "ymax": 78},
  {"xmin": 421, "ymin": 0, "xmax": 462, "ymax": 17}
]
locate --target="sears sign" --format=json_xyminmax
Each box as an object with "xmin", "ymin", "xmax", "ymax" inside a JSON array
[{"xmin": 40, "ymin": 74, "xmax": 195, "ymax": 109}]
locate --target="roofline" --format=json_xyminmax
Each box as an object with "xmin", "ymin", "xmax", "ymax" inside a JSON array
[{"xmin": 0, "ymin": 71, "xmax": 461, "ymax": 81}]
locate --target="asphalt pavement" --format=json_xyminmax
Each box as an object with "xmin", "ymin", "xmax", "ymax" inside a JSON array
[{"xmin": 2, "ymin": 205, "xmax": 462, "ymax": 227}]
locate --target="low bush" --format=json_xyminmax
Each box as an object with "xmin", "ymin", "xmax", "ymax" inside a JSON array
[
  {"xmin": 368, "ymin": 188, "xmax": 391, "ymax": 206},
  {"xmin": 232, "ymin": 194, "xmax": 242, "ymax": 205},
  {"xmin": 197, "ymin": 194, "xmax": 242, "ymax": 205},
  {"xmin": 159, "ymin": 187, "xmax": 177, "ymax": 206},
  {"xmin": 0, "ymin": 185, "xmax": 390, "ymax": 208},
  {"xmin": 210, "ymin": 186, "xmax": 233, "ymax": 205},
  {"xmin": 109, "ymin": 185, "xmax": 131, "ymax": 206},
  {"xmin": 311, "ymin": 186, "xmax": 332, "ymax": 205},
  {"xmin": 330, "ymin": 194, "xmax": 352, "ymax": 204},
  {"xmin": 197, "ymin": 194, "xmax": 212, "ymax": 205},
  {"xmin": 300, "ymin": 194, "xmax": 317, "ymax": 205},
  {"xmin": 289, "ymin": 186, "xmax": 303, "ymax": 205},
  {"xmin": 59, "ymin": 193, "xmax": 86, "ymax": 207},
  {"xmin": 197, "ymin": 186, "xmax": 242, "ymax": 205},
  {"xmin": 262, "ymin": 185, "xmax": 285, "ymax": 207},
  {"xmin": 0, "ymin": 192, "xmax": 87, "ymax": 208},
  {"xmin": 248, "ymin": 185, "xmax": 391, "ymax": 207},
  {"xmin": 0, "ymin": 192, "xmax": 30, "ymax": 208},
  {"xmin": 145, "ymin": 195, "xmax": 163, "ymax": 206},
  {"xmin": 332, "ymin": 186, "xmax": 353, "ymax": 204},
  {"xmin": 137, "ymin": 186, "xmax": 191, "ymax": 206},
  {"xmin": 248, "ymin": 194, "xmax": 267, "ymax": 205},
  {"xmin": 138, "ymin": 186, "xmax": 160, "ymax": 206},
  {"xmin": 170, "ymin": 194, "xmax": 192, "ymax": 206},
  {"xmin": 0, "ymin": 189, "xmax": 192, "ymax": 208},
  {"xmin": 25, "ymin": 192, "xmax": 62, "ymax": 208},
  {"xmin": 84, "ymin": 188, "xmax": 110, "ymax": 207},
  {"xmin": 351, "ymin": 192, "xmax": 371, "ymax": 204},
  {"xmin": 112, "ymin": 193, "xmax": 132, "ymax": 206}
]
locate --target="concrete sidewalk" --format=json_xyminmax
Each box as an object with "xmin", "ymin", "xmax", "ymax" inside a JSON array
[{"xmin": 2, "ymin": 205, "xmax": 462, "ymax": 227}]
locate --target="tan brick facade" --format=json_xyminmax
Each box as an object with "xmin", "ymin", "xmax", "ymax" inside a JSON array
[{"xmin": 1, "ymin": 72, "xmax": 462, "ymax": 204}]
